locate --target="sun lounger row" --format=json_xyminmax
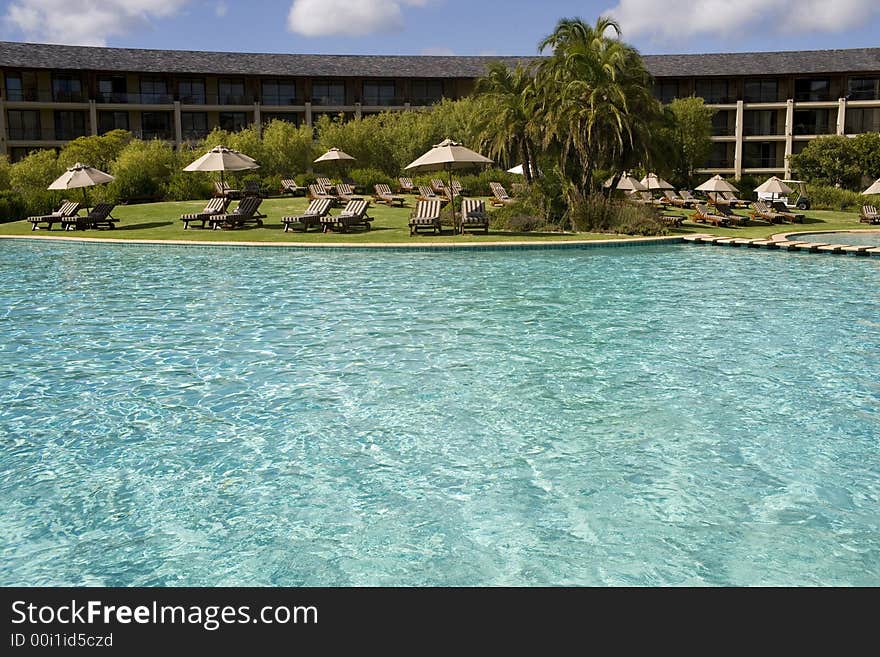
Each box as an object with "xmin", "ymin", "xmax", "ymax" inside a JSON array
[
  {"xmin": 282, "ymin": 199, "xmax": 372, "ymax": 233},
  {"xmin": 407, "ymin": 199, "xmax": 489, "ymax": 235},
  {"xmin": 861, "ymin": 205, "xmax": 879, "ymax": 224},
  {"xmin": 28, "ymin": 201, "xmax": 118, "ymax": 231},
  {"xmin": 181, "ymin": 197, "xmax": 265, "ymax": 229}
]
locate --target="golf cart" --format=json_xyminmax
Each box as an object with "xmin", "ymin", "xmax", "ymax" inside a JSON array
[{"xmin": 757, "ymin": 179, "xmax": 811, "ymax": 210}]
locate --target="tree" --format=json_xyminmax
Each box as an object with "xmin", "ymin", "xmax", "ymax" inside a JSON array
[
  {"xmin": 662, "ymin": 97, "xmax": 714, "ymax": 186},
  {"xmin": 789, "ymin": 136, "xmax": 863, "ymax": 188},
  {"xmin": 9, "ymin": 149, "xmax": 64, "ymax": 213},
  {"xmin": 57, "ymin": 130, "xmax": 133, "ymax": 170},
  {"xmin": 474, "ymin": 63, "xmax": 539, "ymax": 183},
  {"xmin": 533, "ymin": 17, "xmax": 664, "ymax": 203}
]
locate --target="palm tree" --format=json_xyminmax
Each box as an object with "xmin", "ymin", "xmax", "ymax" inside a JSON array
[
  {"xmin": 474, "ymin": 62, "xmax": 540, "ymax": 183},
  {"xmin": 534, "ymin": 17, "xmax": 663, "ymax": 198}
]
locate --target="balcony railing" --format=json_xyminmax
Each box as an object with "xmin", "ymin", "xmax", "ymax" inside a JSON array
[
  {"xmin": 96, "ymin": 92, "xmax": 174, "ymax": 104},
  {"xmin": 138, "ymin": 130, "xmax": 175, "ymax": 141},
  {"xmin": 362, "ymin": 96, "xmax": 404, "ymax": 107},
  {"xmin": 261, "ymin": 95, "xmax": 299, "ymax": 106},
  {"xmin": 311, "ymin": 95, "xmax": 347, "ymax": 106},
  {"xmin": 7, "ymin": 129, "xmax": 42, "ymax": 140},
  {"xmin": 743, "ymin": 125, "xmax": 779, "ymax": 137}
]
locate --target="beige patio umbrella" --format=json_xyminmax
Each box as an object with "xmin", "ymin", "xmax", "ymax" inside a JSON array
[
  {"xmin": 604, "ymin": 172, "xmax": 647, "ymax": 192},
  {"xmin": 754, "ymin": 176, "xmax": 793, "ymax": 198},
  {"xmin": 314, "ymin": 147, "xmax": 356, "ymax": 164},
  {"xmin": 183, "ymin": 145, "xmax": 259, "ymax": 190},
  {"xmin": 696, "ymin": 174, "xmax": 739, "ymax": 202},
  {"xmin": 640, "ymin": 173, "xmax": 674, "ymax": 191},
  {"xmin": 405, "ymin": 138, "xmax": 494, "ymax": 228},
  {"xmin": 861, "ymin": 178, "xmax": 880, "ymax": 195},
  {"xmin": 48, "ymin": 162, "xmax": 115, "ymax": 211}
]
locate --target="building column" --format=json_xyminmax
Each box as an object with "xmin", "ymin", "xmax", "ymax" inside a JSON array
[
  {"xmin": 173, "ymin": 101, "xmax": 182, "ymax": 148},
  {"xmin": 89, "ymin": 100, "xmax": 98, "ymax": 136},
  {"xmin": 0, "ymin": 97, "xmax": 8, "ymax": 157},
  {"xmin": 733, "ymin": 100, "xmax": 744, "ymax": 179},
  {"xmin": 404, "ymin": 102, "xmax": 411, "ymax": 112},
  {"xmin": 355, "ymin": 102, "xmax": 362, "ymax": 120},
  {"xmin": 253, "ymin": 102, "xmax": 261, "ymax": 135},
  {"xmin": 837, "ymin": 97, "xmax": 847, "ymax": 135},
  {"xmin": 784, "ymin": 98, "xmax": 794, "ymax": 178},
  {"xmin": 305, "ymin": 101, "xmax": 312, "ymax": 127}
]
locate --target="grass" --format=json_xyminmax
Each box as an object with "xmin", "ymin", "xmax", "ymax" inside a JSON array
[
  {"xmin": 0, "ymin": 196, "xmax": 621, "ymax": 243},
  {"xmin": 1, "ymin": 196, "xmax": 876, "ymax": 244}
]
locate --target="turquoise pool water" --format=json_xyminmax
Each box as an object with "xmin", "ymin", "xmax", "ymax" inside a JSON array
[
  {"xmin": 793, "ymin": 231, "xmax": 880, "ymax": 247},
  {"xmin": 1, "ymin": 241, "xmax": 878, "ymax": 586}
]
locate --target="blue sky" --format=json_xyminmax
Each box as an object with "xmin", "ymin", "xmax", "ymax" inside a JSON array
[{"xmin": 1, "ymin": 0, "xmax": 879, "ymax": 56}]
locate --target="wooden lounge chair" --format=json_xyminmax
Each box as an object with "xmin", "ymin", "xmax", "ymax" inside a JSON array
[
  {"xmin": 409, "ymin": 199, "xmax": 442, "ymax": 235},
  {"xmin": 663, "ymin": 190, "xmax": 694, "ymax": 208},
  {"xmin": 373, "ymin": 183, "xmax": 405, "ymax": 207},
  {"xmin": 692, "ymin": 203, "xmax": 731, "ymax": 227},
  {"xmin": 335, "ymin": 183, "xmax": 363, "ymax": 203},
  {"xmin": 721, "ymin": 191, "xmax": 751, "ymax": 209},
  {"xmin": 861, "ymin": 205, "xmax": 880, "ymax": 224},
  {"xmin": 316, "ymin": 177, "xmax": 336, "ymax": 193},
  {"xmin": 180, "ymin": 197, "xmax": 230, "ymax": 229},
  {"xmin": 430, "ymin": 179, "xmax": 449, "ymax": 197},
  {"xmin": 451, "ymin": 180, "xmax": 467, "ymax": 196},
  {"xmin": 417, "ymin": 185, "xmax": 448, "ymax": 206},
  {"xmin": 750, "ymin": 201, "xmax": 786, "ymax": 224},
  {"xmin": 341, "ymin": 177, "xmax": 363, "ymax": 193},
  {"xmin": 771, "ymin": 201, "xmax": 805, "ymax": 223},
  {"xmin": 489, "ymin": 182, "xmax": 514, "ymax": 206},
  {"xmin": 210, "ymin": 197, "xmax": 264, "ymax": 229},
  {"xmin": 321, "ymin": 199, "xmax": 372, "ymax": 233},
  {"xmin": 62, "ymin": 203, "xmax": 117, "ymax": 231},
  {"xmin": 397, "ymin": 177, "xmax": 416, "ymax": 194},
  {"xmin": 28, "ymin": 201, "xmax": 80, "ymax": 230},
  {"xmin": 630, "ymin": 190, "xmax": 666, "ymax": 209},
  {"xmin": 281, "ymin": 198, "xmax": 332, "ymax": 232},
  {"xmin": 214, "ymin": 180, "xmax": 242, "ymax": 200},
  {"xmin": 679, "ymin": 190, "xmax": 698, "ymax": 205},
  {"xmin": 280, "ymin": 179, "xmax": 305, "ymax": 196},
  {"xmin": 712, "ymin": 203, "xmax": 744, "ymax": 226},
  {"xmin": 660, "ymin": 214, "xmax": 684, "ymax": 227},
  {"xmin": 243, "ymin": 180, "xmax": 266, "ymax": 198},
  {"xmin": 460, "ymin": 199, "xmax": 489, "ymax": 234},
  {"xmin": 308, "ymin": 184, "xmax": 336, "ymax": 205}
]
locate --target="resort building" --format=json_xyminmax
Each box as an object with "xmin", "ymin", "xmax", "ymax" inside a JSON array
[{"xmin": 0, "ymin": 41, "xmax": 878, "ymax": 178}]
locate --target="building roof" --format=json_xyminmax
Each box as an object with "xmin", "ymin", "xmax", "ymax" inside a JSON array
[{"xmin": 0, "ymin": 41, "xmax": 878, "ymax": 79}]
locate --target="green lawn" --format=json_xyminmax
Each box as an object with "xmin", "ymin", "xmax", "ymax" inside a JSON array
[{"xmin": 1, "ymin": 196, "xmax": 875, "ymax": 243}]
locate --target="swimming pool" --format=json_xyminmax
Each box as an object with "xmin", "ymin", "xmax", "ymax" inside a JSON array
[
  {"xmin": 1, "ymin": 241, "xmax": 878, "ymax": 586},
  {"xmin": 792, "ymin": 231, "xmax": 880, "ymax": 247}
]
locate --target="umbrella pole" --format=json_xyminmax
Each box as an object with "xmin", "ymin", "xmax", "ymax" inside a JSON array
[{"xmin": 448, "ymin": 166, "xmax": 456, "ymax": 234}]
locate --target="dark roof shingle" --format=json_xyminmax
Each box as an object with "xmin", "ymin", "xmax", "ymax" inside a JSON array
[{"xmin": 0, "ymin": 41, "xmax": 878, "ymax": 79}]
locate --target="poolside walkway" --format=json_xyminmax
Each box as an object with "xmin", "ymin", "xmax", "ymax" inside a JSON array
[{"xmin": 683, "ymin": 231, "xmax": 880, "ymax": 257}]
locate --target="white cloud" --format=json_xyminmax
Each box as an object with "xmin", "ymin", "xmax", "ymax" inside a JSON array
[
  {"xmin": 605, "ymin": 0, "xmax": 880, "ymax": 42},
  {"xmin": 287, "ymin": 0, "xmax": 429, "ymax": 37},
  {"xmin": 4, "ymin": 0, "xmax": 190, "ymax": 46},
  {"xmin": 215, "ymin": 1, "xmax": 227, "ymax": 17}
]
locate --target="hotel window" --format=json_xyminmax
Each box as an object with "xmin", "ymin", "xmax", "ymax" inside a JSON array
[
  {"xmin": 793, "ymin": 109, "xmax": 835, "ymax": 135},
  {"xmin": 711, "ymin": 110, "xmax": 733, "ymax": 136},
  {"xmin": 410, "ymin": 79, "xmax": 444, "ymax": 105},
  {"xmin": 219, "ymin": 112, "xmax": 248, "ymax": 132},
  {"xmin": 845, "ymin": 108, "xmax": 880, "ymax": 134},
  {"xmin": 794, "ymin": 78, "xmax": 831, "ymax": 102},
  {"xmin": 53, "ymin": 110, "xmax": 88, "ymax": 140},
  {"xmin": 311, "ymin": 81, "xmax": 345, "ymax": 105},
  {"xmin": 5, "ymin": 71, "xmax": 38, "ymax": 101},
  {"xmin": 97, "ymin": 75, "xmax": 127, "ymax": 103},
  {"xmin": 706, "ymin": 142, "xmax": 732, "ymax": 168},
  {"xmin": 6, "ymin": 110, "xmax": 41, "ymax": 140},
  {"xmin": 178, "ymin": 79, "xmax": 206, "ymax": 104},
  {"xmin": 743, "ymin": 79, "xmax": 779, "ymax": 103},
  {"xmin": 218, "ymin": 79, "xmax": 247, "ymax": 104},
  {"xmin": 140, "ymin": 77, "xmax": 170, "ymax": 104},
  {"xmin": 52, "ymin": 74, "xmax": 84, "ymax": 102},
  {"xmin": 653, "ymin": 80, "xmax": 684, "ymax": 104},
  {"xmin": 363, "ymin": 81, "xmax": 396, "ymax": 106},
  {"xmin": 141, "ymin": 111, "xmax": 172, "ymax": 140},
  {"xmin": 97, "ymin": 111, "xmax": 129, "ymax": 134},
  {"xmin": 181, "ymin": 112, "xmax": 209, "ymax": 139},
  {"xmin": 695, "ymin": 79, "xmax": 732, "ymax": 104},
  {"xmin": 847, "ymin": 77, "xmax": 880, "ymax": 101},
  {"xmin": 743, "ymin": 110, "xmax": 778, "ymax": 136},
  {"xmin": 743, "ymin": 142, "xmax": 778, "ymax": 169},
  {"xmin": 262, "ymin": 80, "xmax": 297, "ymax": 105}
]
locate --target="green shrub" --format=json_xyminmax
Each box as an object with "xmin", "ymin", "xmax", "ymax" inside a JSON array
[
  {"xmin": 347, "ymin": 167, "xmax": 394, "ymax": 190},
  {"xmin": 164, "ymin": 171, "xmax": 213, "ymax": 201},
  {"xmin": 58, "ymin": 130, "xmax": 133, "ymax": 170},
  {"xmin": 806, "ymin": 184, "xmax": 868, "ymax": 211},
  {"xmin": 0, "ymin": 155, "xmax": 11, "ymax": 191},
  {"xmin": 0, "ymin": 190, "xmax": 28, "ymax": 223},
  {"xmin": 568, "ymin": 193, "xmax": 667, "ymax": 235},
  {"xmin": 9, "ymin": 149, "xmax": 64, "ymax": 214},
  {"xmin": 107, "ymin": 140, "xmax": 177, "ymax": 202}
]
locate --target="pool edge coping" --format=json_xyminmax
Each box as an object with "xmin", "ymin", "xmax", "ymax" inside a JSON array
[{"xmin": 0, "ymin": 233, "xmax": 685, "ymax": 251}]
